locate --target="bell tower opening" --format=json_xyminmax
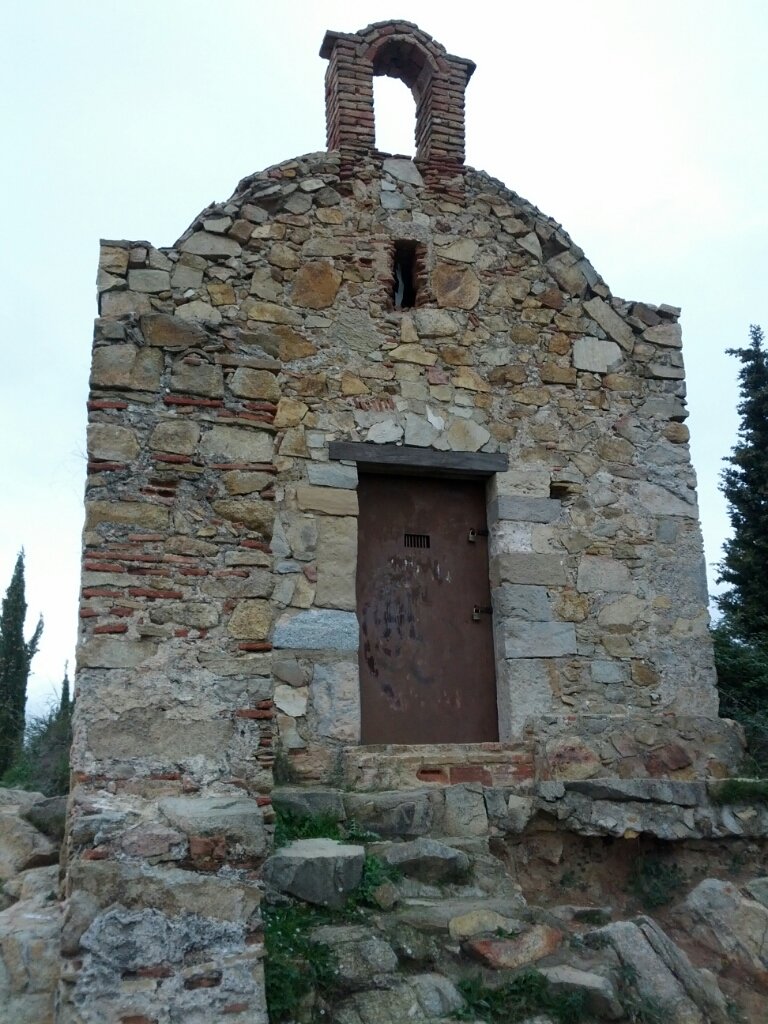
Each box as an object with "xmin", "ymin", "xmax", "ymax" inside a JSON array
[{"xmin": 373, "ymin": 74, "xmax": 417, "ymax": 156}]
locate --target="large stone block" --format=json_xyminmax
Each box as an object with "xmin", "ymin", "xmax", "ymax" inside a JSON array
[
  {"xmin": 493, "ymin": 584, "xmax": 552, "ymax": 621},
  {"xmin": 200, "ymin": 425, "xmax": 274, "ymax": 462},
  {"xmin": 87, "ymin": 423, "xmax": 139, "ymax": 462},
  {"xmin": 159, "ymin": 796, "xmax": 266, "ymax": 855},
  {"xmin": 311, "ymin": 662, "xmax": 360, "ymax": 742},
  {"xmin": 273, "ymin": 610, "xmax": 359, "ymax": 650},
  {"xmin": 263, "ymin": 838, "xmax": 364, "ymax": 907},
  {"xmin": 572, "ymin": 336, "xmax": 622, "ymax": 372},
  {"xmin": 90, "ymin": 343, "xmax": 163, "ymax": 391},
  {"xmin": 296, "ymin": 485, "xmax": 359, "ymax": 516},
  {"xmin": 490, "ymin": 495, "xmax": 561, "ymax": 524},
  {"xmin": 583, "ymin": 297, "xmax": 634, "ymax": 351},
  {"xmin": 315, "ymin": 517, "xmax": 357, "ymax": 611},
  {"xmin": 504, "ymin": 621, "xmax": 577, "ymax": 658},
  {"xmin": 576, "ymin": 555, "xmax": 632, "ymax": 593},
  {"xmin": 493, "ymin": 553, "xmax": 567, "ymax": 586}
]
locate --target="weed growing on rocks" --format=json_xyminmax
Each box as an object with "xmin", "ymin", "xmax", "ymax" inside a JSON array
[
  {"xmin": 263, "ymin": 904, "xmax": 340, "ymax": 1022},
  {"xmin": 454, "ymin": 971, "xmax": 589, "ymax": 1023},
  {"xmin": 710, "ymin": 778, "xmax": 768, "ymax": 805},
  {"xmin": 627, "ymin": 854, "xmax": 685, "ymax": 909}
]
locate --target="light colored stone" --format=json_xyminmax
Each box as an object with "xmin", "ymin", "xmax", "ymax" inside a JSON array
[
  {"xmin": 495, "ymin": 553, "xmax": 567, "ymax": 586},
  {"xmin": 312, "ymin": 661, "xmax": 360, "ymax": 741},
  {"xmin": 0, "ymin": 896, "xmax": 61, "ymax": 1023},
  {"xmin": 273, "ymin": 610, "xmax": 359, "ymax": 650},
  {"xmin": 200, "ymin": 425, "xmax": 274, "ymax": 462},
  {"xmin": 583, "ymin": 297, "xmax": 635, "ymax": 351},
  {"xmin": 274, "ymin": 684, "xmax": 308, "ymax": 718},
  {"xmin": 127, "ymin": 268, "xmax": 169, "ymax": 293},
  {"xmin": 307, "ymin": 462, "xmax": 357, "ymax": 489},
  {"xmin": 382, "ymin": 838, "xmax": 470, "ymax": 883},
  {"xmin": 442, "ymin": 418, "xmax": 491, "ymax": 452},
  {"xmin": 383, "ymin": 158, "xmax": 423, "ymax": 185},
  {"xmin": 367, "ymin": 420, "xmax": 404, "ymax": 443},
  {"xmin": 179, "ymin": 231, "xmax": 241, "ymax": 257},
  {"xmin": 448, "ymin": 908, "xmax": 521, "ymax": 939},
  {"xmin": 315, "ymin": 517, "xmax": 357, "ymax": 611},
  {"xmin": 573, "ymin": 336, "xmax": 622, "ymax": 372},
  {"xmin": 0, "ymin": 814, "xmax": 56, "ymax": 881},
  {"xmin": 389, "ymin": 343, "xmax": 437, "ymax": 366},
  {"xmin": 637, "ymin": 481, "xmax": 697, "ymax": 517},
  {"xmin": 577, "ymin": 556, "xmax": 632, "ymax": 593},
  {"xmin": 504, "ymin": 621, "xmax": 577, "ymax": 658},
  {"xmin": 87, "ymin": 423, "xmax": 139, "ymax": 462},
  {"xmin": 149, "ymin": 420, "xmax": 200, "ymax": 455},
  {"xmin": 228, "ymin": 600, "xmax": 272, "ymax": 639},
  {"xmin": 90, "ymin": 344, "xmax": 162, "ymax": 391},
  {"xmin": 170, "ymin": 359, "xmax": 224, "ymax": 397},
  {"xmin": 229, "ymin": 367, "xmax": 280, "ymax": 401},
  {"xmin": 644, "ymin": 322, "xmax": 683, "ymax": 347},
  {"xmin": 413, "ymin": 309, "xmax": 459, "ymax": 337},
  {"xmin": 296, "ymin": 485, "xmax": 358, "ymax": 516},
  {"xmin": 212, "ymin": 498, "xmax": 275, "ymax": 534}
]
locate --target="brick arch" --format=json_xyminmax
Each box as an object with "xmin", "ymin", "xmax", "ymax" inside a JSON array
[{"xmin": 321, "ymin": 21, "xmax": 475, "ymax": 175}]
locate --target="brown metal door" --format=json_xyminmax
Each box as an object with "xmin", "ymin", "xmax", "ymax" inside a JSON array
[{"xmin": 357, "ymin": 473, "xmax": 498, "ymax": 744}]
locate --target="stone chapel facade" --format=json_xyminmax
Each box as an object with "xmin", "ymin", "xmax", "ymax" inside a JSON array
[{"xmin": 62, "ymin": 20, "xmax": 742, "ymax": 1022}]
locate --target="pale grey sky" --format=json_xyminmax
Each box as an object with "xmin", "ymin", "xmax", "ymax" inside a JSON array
[{"xmin": 2, "ymin": 1, "xmax": 767, "ymax": 714}]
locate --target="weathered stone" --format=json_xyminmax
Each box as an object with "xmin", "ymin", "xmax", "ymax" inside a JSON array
[
  {"xmin": 493, "ymin": 585, "xmax": 552, "ymax": 621},
  {"xmin": 273, "ymin": 610, "xmax": 359, "ymax": 650},
  {"xmin": 312, "ymin": 661, "xmax": 360, "ymax": 741},
  {"xmin": 444, "ymin": 783, "xmax": 488, "ymax": 836},
  {"xmin": 0, "ymin": 896, "xmax": 61, "ymax": 1023},
  {"xmin": 179, "ymin": 231, "xmax": 241, "ymax": 257},
  {"xmin": 127, "ymin": 268, "xmax": 170, "ymax": 292},
  {"xmin": 344, "ymin": 789, "xmax": 434, "ymax": 839},
  {"xmin": 311, "ymin": 923, "xmax": 398, "ymax": 986},
  {"xmin": 87, "ymin": 423, "xmax": 139, "ymax": 462},
  {"xmin": 583, "ymin": 297, "xmax": 635, "ymax": 351},
  {"xmin": 448, "ymin": 908, "xmax": 521, "ymax": 939},
  {"xmin": 149, "ymin": 419, "xmax": 200, "ymax": 455},
  {"xmin": 577, "ymin": 556, "xmax": 632, "ymax": 593},
  {"xmin": 494, "ymin": 554, "xmax": 567, "ymax": 586},
  {"xmin": 0, "ymin": 814, "xmax": 57, "ymax": 881},
  {"xmin": 263, "ymin": 838, "xmax": 364, "ymax": 907},
  {"xmin": 170, "ymin": 359, "xmax": 224, "ymax": 397},
  {"xmin": 538, "ymin": 966, "xmax": 623, "ymax": 1020},
  {"xmin": 573, "ymin": 336, "xmax": 622, "ymax": 372},
  {"xmin": 504, "ymin": 621, "xmax": 577, "ymax": 658},
  {"xmin": 644, "ymin": 322, "xmax": 683, "ymax": 347},
  {"xmin": 676, "ymin": 879, "xmax": 768, "ymax": 983},
  {"xmin": 228, "ymin": 599, "xmax": 273, "ymax": 639},
  {"xmin": 307, "ymin": 462, "xmax": 357, "ymax": 489},
  {"xmin": 442, "ymin": 418, "xmax": 491, "ymax": 451},
  {"xmin": 315, "ymin": 517, "xmax": 357, "ymax": 610},
  {"xmin": 229, "ymin": 367, "xmax": 281, "ymax": 401},
  {"xmin": 200, "ymin": 425, "xmax": 273, "ymax": 462},
  {"xmin": 91, "ymin": 344, "xmax": 162, "ymax": 391},
  {"xmin": 212, "ymin": 498, "xmax": 275, "ymax": 534},
  {"xmin": 141, "ymin": 312, "xmax": 207, "ymax": 348},
  {"xmin": 466, "ymin": 924, "xmax": 563, "ymax": 969},
  {"xmin": 491, "ymin": 496, "xmax": 561, "ymax": 524},
  {"xmin": 159, "ymin": 796, "xmax": 266, "ymax": 855},
  {"xmin": 291, "ymin": 261, "xmax": 342, "ymax": 308},
  {"xmin": 296, "ymin": 484, "xmax": 358, "ymax": 516},
  {"xmin": 382, "ymin": 837, "xmax": 470, "ymax": 883},
  {"xmin": 432, "ymin": 263, "xmax": 480, "ymax": 309}
]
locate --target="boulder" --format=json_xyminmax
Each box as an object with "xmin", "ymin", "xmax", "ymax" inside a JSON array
[
  {"xmin": 0, "ymin": 895, "xmax": 62, "ymax": 1024},
  {"xmin": 0, "ymin": 812, "xmax": 57, "ymax": 881},
  {"xmin": 262, "ymin": 838, "xmax": 364, "ymax": 908},
  {"xmin": 381, "ymin": 838, "xmax": 470, "ymax": 884}
]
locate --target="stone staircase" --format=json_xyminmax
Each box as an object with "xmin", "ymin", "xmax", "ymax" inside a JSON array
[{"xmin": 263, "ymin": 783, "xmax": 768, "ymax": 1023}]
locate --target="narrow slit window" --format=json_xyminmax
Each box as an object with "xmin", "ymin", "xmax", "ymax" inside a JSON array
[{"xmin": 393, "ymin": 241, "xmax": 418, "ymax": 309}]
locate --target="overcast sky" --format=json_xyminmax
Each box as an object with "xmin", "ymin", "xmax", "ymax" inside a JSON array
[{"xmin": 2, "ymin": 1, "xmax": 767, "ymax": 715}]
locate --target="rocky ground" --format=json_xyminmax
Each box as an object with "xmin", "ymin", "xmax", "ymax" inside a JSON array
[{"xmin": 2, "ymin": 782, "xmax": 767, "ymax": 1023}]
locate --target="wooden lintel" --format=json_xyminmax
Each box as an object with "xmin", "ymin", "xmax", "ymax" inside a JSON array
[{"xmin": 328, "ymin": 441, "xmax": 508, "ymax": 478}]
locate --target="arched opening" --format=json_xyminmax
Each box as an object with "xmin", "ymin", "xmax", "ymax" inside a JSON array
[{"xmin": 373, "ymin": 75, "xmax": 417, "ymax": 156}]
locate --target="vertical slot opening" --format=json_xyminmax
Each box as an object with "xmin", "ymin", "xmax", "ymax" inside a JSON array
[{"xmin": 393, "ymin": 241, "xmax": 418, "ymax": 309}]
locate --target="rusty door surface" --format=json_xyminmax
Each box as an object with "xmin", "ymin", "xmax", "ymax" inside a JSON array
[{"xmin": 356, "ymin": 473, "xmax": 498, "ymax": 744}]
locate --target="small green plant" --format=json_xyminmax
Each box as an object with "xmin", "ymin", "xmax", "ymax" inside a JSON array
[
  {"xmin": 344, "ymin": 817, "xmax": 380, "ymax": 843},
  {"xmin": 710, "ymin": 778, "xmax": 768, "ymax": 805},
  {"xmin": 351, "ymin": 854, "xmax": 402, "ymax": 907},
  {"xmin": 560, "ymin": 869, "xmax": 577, "ymax": 888},
  {"xmin": 453, "ymin": 971, "xmax": 589, "ymax": 1023},
  {"xmin": 263, "ymin": 904, "xmax": 339, "ymax": 1022},
  {"xmin": 575, "ymin": 908, "xmax": 611, "ymax": 926},
  {"xmin": 274, "ymin": 808, "xmax": 344, "ymax": 848},
  {"xmin": 627, "ymin": 855, "xmax": 685, "ymax": 910}
]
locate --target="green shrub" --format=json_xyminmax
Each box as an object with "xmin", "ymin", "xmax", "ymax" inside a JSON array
[
  {"xmin": 263, "ymin": 904, "xmax": 339, "ymax": 1022},
  {"xmin": 627, "ymin": 855, "xmax": 685, "ymax": 909},
  {"xmin": 454, "ymin": 971, "xmax": 588, "ymax": 1023},
  {"xmin": 710, "ymin": 778, "xmax": 768, "ymax": 805}
]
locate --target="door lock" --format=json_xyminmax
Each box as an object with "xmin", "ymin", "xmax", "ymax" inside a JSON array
[
  {"xmin": 468, "ymin": 528, "xmax": 489, "ymax": 542},
  {"xmin": 472, "ymin": 605, "xmax": 493, "ymax": 621}
]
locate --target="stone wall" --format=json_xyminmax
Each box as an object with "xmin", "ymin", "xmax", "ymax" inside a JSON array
[{"xmin": 62, "ymin": 20, "xmax": 741, "ymax": 1022}]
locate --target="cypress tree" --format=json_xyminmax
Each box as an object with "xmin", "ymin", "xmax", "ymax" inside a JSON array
[
  {"xmin": 716, "ymin": 324, "xmax": 768, "ymax": 644},
  {"xmin": 0, "ymin": 551, "xmax": 43, "ymax": 775}
]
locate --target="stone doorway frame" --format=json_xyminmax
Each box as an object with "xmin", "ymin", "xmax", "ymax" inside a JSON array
[{"xmin": 328, "ymin": 442, "xmax": 514, "ymax": 742}]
